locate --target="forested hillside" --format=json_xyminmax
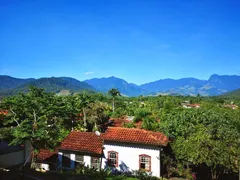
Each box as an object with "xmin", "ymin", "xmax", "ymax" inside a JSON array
[
  {"xmin": 221, "ymin": 88, "xmax": 240, "ymax": 99},
  {"xmin": 84, "ymin": 76, "xmax": 148, "ymax": 96},
  {"xmin": 0, "ymin": 75, "xmax": 35, "ymax": 90},
  {"xmin": 0, "ymin": 76, "xmax": 95, "ymax": 96}
]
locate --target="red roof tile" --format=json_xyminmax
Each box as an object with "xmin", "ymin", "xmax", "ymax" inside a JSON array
[
  {"xmin": 0, "ymin": 110, "xmax": 8, "ymax": 115},
  {"xmin": 103, "ymin": 127, "xmax": 168, "ymax": 146},
  {"xmin": 37, "ymin": 149, "xmax": 58, "ymax": 162},
  {"xmin": 109, "ymin": 117, "xmax": 142, "ymax": 128},
  {"xmin": 60, "ymin": 128, "xmax": 168, "ymax": 153},
  {"xmin": 111, "ymin": 119, "xmax": 131, "ymax": 127},
  {"xmin": 60, "ymin": 131, "xmax": 103, "ymax": 155},
  {"xmin": 224, "ymin": 104, "xmax": 238, "ymax": 109},
  {"xmin": 183, "ymin": 104, "xmax": 200, "ymax": 108}
]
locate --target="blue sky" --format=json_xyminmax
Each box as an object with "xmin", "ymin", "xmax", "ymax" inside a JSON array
[{"xmin": 1, "ymin": 0, "xmax": 240, "ymax": 85}]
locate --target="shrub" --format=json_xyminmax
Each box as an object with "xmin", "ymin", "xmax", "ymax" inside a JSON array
[
  {"xmin": 123, "ymin": 122, "xmax": 136, "ymax": 128},
  {"xmin": 133, "ymin": 109, "xmax": 152, "ymax": 123},
  {"xmin": 132, "ymin": 169, "xmax": 159, "ymax": 180}
]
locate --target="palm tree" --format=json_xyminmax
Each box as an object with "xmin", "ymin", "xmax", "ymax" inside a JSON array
[
  {"xmin": 76, "ymin": 92, "xmax": 94, "ymax": 128},
  {"xmin": 108, "ymin": 88, "xmax": 121, "ymax": 112}
]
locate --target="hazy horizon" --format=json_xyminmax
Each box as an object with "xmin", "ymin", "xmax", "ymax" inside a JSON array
[{"xmin": 2, "ymin": 73, "xmax": 240, "ymax": 86}]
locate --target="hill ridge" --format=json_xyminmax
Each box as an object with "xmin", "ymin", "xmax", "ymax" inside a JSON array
[
  {"xmin": 0, "ymin": 76, "xmax": 95, "ymax": 96},
  {"xmin": 1, "ymin": 74, "xmax": 240, "ymax": 97}
]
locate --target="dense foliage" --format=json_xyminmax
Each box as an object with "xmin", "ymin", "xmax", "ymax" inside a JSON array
[{"xmin": 0, "ymin": 86, "xmax": 239, "ymax": 180}]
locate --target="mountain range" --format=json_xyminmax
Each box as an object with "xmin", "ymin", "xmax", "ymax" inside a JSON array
[
  {"xmin": 1, "ymin": 74, "xmax": 240, "ymax": 97},
  {"xmin": 84, "ymin": 74, "xmax": 240, "ymax": 96},
  {"xmin": 0, "ymin": 76, "xmax": 94, "ymax": 96}
]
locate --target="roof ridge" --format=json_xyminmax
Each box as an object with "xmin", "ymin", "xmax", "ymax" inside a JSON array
[{"xmin": 104, "ymin": 127, "xmax": 169, "ymax": 146}]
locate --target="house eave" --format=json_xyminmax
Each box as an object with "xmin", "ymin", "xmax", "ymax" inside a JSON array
[
  {"xmin": 58, "ymin": 148, "xmax": 102, "ymax": 156},
  {"xmin": 104, "ymin": 140, "xmax": 166, "ymax": 148}
]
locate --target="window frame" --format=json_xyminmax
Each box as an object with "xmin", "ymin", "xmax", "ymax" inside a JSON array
[
  {"xmin": 139, "ymin": 154, "xmax": 151, "ymax": 172},
  {"xmin": 75, "ymin": 154, "xmax": 84, "ymax": 167},
  {"xmin": 91, "ymin": 157, "xmax": 100, "ymax": 169},
  {"xmin": 107, "ymin": 151, "xmax": 118, "ymax": 167}
]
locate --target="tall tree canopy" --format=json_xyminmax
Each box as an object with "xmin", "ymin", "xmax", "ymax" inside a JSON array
[
  {"xmin": 158, "ymin": 107, "xmax": 240, "ymax": 180},
  {"xmin": 1, "ymin": 86, "xmax": 68, "ymax": 168},
  {"xmin": 108, "ymin": 88, "xmax": 121, "ymax": 112}
]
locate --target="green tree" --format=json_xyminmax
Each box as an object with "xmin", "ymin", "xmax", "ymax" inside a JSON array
[
  {"xmin": 76, "ymin": 92, "xmax": 95, "ymax": 129},
  {"xmin": 1, "ymin": 86, "xmax": 67, "ymax": 168},
  {"xmin": 108, "ymin": 88, "xmax": 121, "ymax": 112},
  {"xmin": 159, "ymin": 108, "xmax": 240, "ymax": 180},
  {"xmin": 85, "ymin": 101, "xmax": 109, "ymax": 132}
]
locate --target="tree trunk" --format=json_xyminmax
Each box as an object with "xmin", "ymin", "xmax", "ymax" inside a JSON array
[
  {"xmin": 30, "ymin": 151, "xmax": 37, "ymax": 169},
  {"xmin": 211, "ymin": 168, "xmax": 220, "ymax": 180},
  {"xmin": 83, "ymin": 108, "xmax": 87, "ymax": 127},
  {"xmin": 112, "ymin": 98, "xmax": 115, "ymax": 113},
  {"xmin": 239, "ymin": 166, "xmax": 240, "ymax": 180},
  {"xmin": 211, "ymin": 169, "xmax": 216, "ymax": 180}
]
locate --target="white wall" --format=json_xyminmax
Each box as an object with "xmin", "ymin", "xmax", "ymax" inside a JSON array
[
  {"xmin": 0, "ymin": 150, "xmax": 24, "ymax": 167},
  {"xmin": 58, "ymin": 151, "xmax": 92, "ymax": 169},
  {"xmin": 102, "ymin": 142, "xmax": 161, "ymax": 177},
  {"xmin": 70, "ymin": 154, "xmax": 75, "ymax": 169},
  {"xmin": 84, "ymin": 155, "xmax": 91, "ymax": 167}
]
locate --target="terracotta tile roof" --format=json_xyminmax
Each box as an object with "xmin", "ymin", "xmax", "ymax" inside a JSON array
[
  {"xmin": 224, "ymin": 104, "xmax": 238, "ymax": 109},
  {"xmin": 37, "ymin": 149, "xmax": 58, "ymax": 162},
  {"xmin": 183, "ymin": 104, "xmax": 200, "ymax": 108},
  {"xmin": 111, "ymin": 118, "xmax": 131, "ymax": 127},
  {"xmin": 108, "ymin": 117, "xmax": 142, "ymax": 128},
  {"xmin": 59, "ymin": 131, "xmax": 103, "ymax": 155},
  {"xmin": 0, "ymin": 110, "xmax": 8, "ymax": 115},
  {"xmin": 134, "ymin": 121, "xmax": 142, "ymax": 128},
  {"xmin": 103, "ymin": 127, "xmax": 168, "ymax": 146}
]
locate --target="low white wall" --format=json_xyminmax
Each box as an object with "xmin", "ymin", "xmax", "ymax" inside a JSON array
[
  {"xmin": 58, "ymin": 152, "xmax": 92, "ymax": 169},
  {"xmin": 0, "ymin": 150, "xmax": 24, "ymax": 167}
]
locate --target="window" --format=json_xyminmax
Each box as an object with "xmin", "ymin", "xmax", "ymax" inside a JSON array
[
  {"xmin": 75, "ymin": 155, "xmax": 84, "ymax": 167},
  {"xmin": 108, "ymin": 151, "xmax": 118, "ymax": 167},
  {"xmin": 62, "ymin": 153, "xmax": 71, "ymax": 168},
  {"xmin": 91, "ymin": 157, "xmax": 100, "ymax": 169},
  {"xmin": 139, "ymin": 154, "xmax": 151, "ymax": 171}
]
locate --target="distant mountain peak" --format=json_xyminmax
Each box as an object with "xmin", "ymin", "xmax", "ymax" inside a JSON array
[{"xmin": 84, "ymin": 77, "xmax": 147, "ymax": 96}]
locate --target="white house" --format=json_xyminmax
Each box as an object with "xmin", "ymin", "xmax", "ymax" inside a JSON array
[
  {"xmin": 58, "ymin": 131, "xmax": 103, "ymax": 170},
  {"xmin": 57, "ymin": 127, "xmax": 169, "ymax": 178}
]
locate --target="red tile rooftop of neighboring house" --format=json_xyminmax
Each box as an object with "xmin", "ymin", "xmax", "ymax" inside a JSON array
[
  {"xmin": 108, "ymin": 117, "xmax": 143, "ymax": 128},
  {"xmin": 37, "ymin": 149, "xmax": 58, "ymax": 162},
  {"xmin": 183, "ymin": 104, "xmax": 200, "ymax": 108},
  {"xmin": 110, "ymin": 118, "xmax": 131, "ymax": 127},
  {"xmin": 191, "ymin": 104, "xmax": 200, "ymax": 107},
  {"xmin": 103, "ymin": 127, "xmax": 168, "ymax": 146},
  {"xmin": 0, "ymin": 110, "xmax": 8, "ymax": 115},
  {"xmin": 59, "ymin": 131, "xmax": 103, "ymax": 155},
  {"xmin": 224, "ymin": 104, "xmax": 238, "ymax": 109}
]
